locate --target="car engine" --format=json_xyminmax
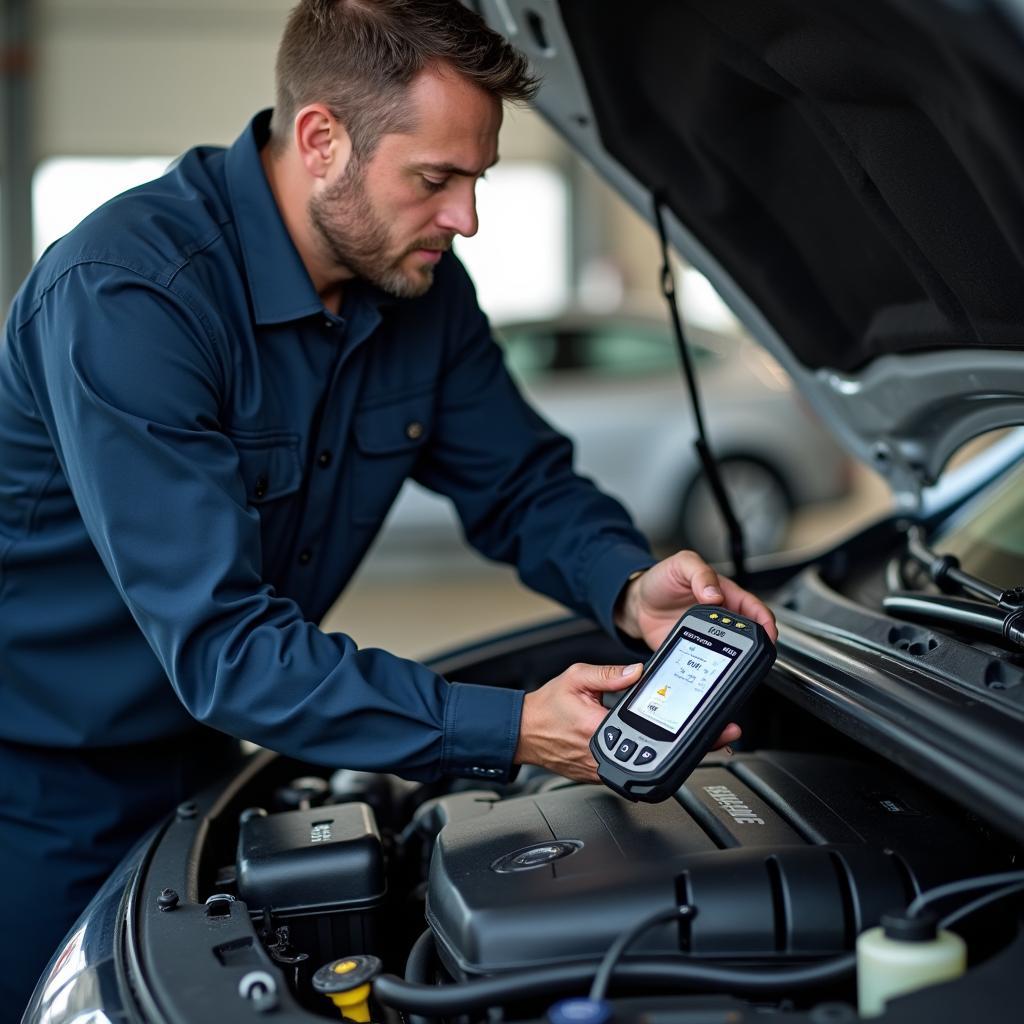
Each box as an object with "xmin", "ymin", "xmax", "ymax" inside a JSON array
[{"xmin": 201, "ymin": 741, "xmax": 1016, "ymax": 1021}]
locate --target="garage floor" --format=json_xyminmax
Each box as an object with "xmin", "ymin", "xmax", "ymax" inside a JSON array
[{"xmin": 322, "ymin": 463, "xmax": 890, "ymax": 662}]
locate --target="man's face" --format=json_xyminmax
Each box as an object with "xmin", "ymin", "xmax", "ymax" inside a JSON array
[{"xmin": 309, "ymin": 66, "xmax": 502, "ymax": 299}]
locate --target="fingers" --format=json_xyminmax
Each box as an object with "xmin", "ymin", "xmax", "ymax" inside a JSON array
[
  {"xmin": 717, "ymin": 577, "xmax": 778, "ymax": 642},
  {"xmin": 663, "ymin": 550, "xmax": 777, "ymax": 641},
  {"xmin": 514, "ymin": 682, "xmax": 609, "ymax": 783},
  {"xmin": 565, "ymin": 661, "xmax": 643, "ymax": 693},
  {"xmin": 665, "ymin": 549, "xmax": 723, "ymax": 603},
  {"xmin": 711, "ymin": 722, "xmax": 742, "ymax": 749}
]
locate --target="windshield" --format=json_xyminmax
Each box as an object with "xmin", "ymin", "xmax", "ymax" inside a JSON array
[{"xmin": 936, "ymin": 463, "xmax": 1024, "ymax": 589}]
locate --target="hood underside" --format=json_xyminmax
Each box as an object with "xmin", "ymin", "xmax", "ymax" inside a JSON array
[{"xmin": 478, "ymin": 0, "xmax": 1024, "ymax": 505}]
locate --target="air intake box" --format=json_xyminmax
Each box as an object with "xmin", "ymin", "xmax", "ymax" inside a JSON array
[
  {"xmin": 237, "ymin": 802, "xmax": 384, "ymax": 964},
  {"xmin": 426, "ymin": 751, "xmax": 992, "ymax": 978}
]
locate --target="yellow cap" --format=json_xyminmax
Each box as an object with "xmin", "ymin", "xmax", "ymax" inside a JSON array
[
  {"xmin": 329, "ymin": 984, "xmax": 372, "ymax": 1022},
  {"xmin": 312, "ymin": 954, "xmax": 382, "ymax": 1021}
]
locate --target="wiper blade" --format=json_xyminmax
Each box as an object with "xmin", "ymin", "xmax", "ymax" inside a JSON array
[{"xmin": 882, "ymin": 592, "xmax": 1024, "ymax": 649}]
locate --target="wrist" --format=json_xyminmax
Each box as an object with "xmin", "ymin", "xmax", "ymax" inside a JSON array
[
  {"xmin": 614, "ymin": 568, "xmax": 647, "ymax": 638},
  {"xmin": 514, "ymin": 691, "xmax": 537, "ymax": 765}
]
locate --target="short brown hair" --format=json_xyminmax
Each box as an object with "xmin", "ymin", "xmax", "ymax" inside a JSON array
[{"xmin": 271, "ymin": 0, "xmax": 539, "ymax": 157}]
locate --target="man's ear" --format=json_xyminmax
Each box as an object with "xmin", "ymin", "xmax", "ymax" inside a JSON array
[{"xmin": 293, "ymin": 104, "xmax": 354, "ymax": 181}]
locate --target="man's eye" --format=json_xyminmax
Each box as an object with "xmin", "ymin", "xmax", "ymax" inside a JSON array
[{"xmin": 422, "ymin": 177, "xmax": 447, "ymax": 193}]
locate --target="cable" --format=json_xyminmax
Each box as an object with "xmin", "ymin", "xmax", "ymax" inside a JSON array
[
  {"xmin": 907, "ymin": 870, "xmax": 1024, "ymax": 918},
  {"xmin": 403, "ymin": 928, "xmax": 440, "ymax": 1024},
  {"xmin": 376, "ymin": 954, "xmax": 856, "ymax": 1015},
  {"xmin": 589, "ymin": 905, "xmax": 687, "ymax": 1001},
  {"xmin": 940, "ymin": 881, "xmax": 1024, "ymax": 931},
  {"xmin": 380, "ymin": 873, "xmax": 1024, "ymax": 1018}
]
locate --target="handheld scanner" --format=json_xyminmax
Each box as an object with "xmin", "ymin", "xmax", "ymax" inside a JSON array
[{"xmin": 590, "ymin": 605, "xmax": 776, "ymax": 802}]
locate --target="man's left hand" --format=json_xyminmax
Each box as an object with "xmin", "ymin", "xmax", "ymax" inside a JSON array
[{"xmin": 615, "ymin": 549, "xmax": 778, "ymax": 651}]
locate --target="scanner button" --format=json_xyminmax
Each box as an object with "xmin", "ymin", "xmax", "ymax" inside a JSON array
[
  {"xmin": 603, "ymin": 726, "xmax": 622, "ymax": 750},
  {"xmin": 635, "ymin": 746, "xmax": 657, "ymax": 765},
  {"xmin": 614, "ymin": 739, "xmax": 638, "ymax": 762}
]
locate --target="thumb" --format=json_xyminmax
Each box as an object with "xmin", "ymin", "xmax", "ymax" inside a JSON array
[{"xmin": 572, "ymin": 662, "xmax": 644, "ymax": 693}]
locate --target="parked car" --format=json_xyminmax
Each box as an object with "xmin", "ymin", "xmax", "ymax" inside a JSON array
[
  {"xmin": 23, "ymin": 1, "xmax": 1024, "ymax": 1022},
  {"xmin": 382, "ymin": 311, "xmax": 850, "ymax": 561}
]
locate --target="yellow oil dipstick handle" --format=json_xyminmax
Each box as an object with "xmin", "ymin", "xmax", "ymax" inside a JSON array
[{"xmin": 312, "ymin": 955, "xmax": 383, "ymax": 1021}]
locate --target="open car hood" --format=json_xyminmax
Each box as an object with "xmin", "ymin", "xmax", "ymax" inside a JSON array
[{"xmin": 476, "ymin": 0, "xmax": 1024, "ymax": 508}]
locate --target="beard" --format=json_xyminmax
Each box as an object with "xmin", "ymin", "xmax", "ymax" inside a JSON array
[{"xmin": 309, "ymin": 161, "xmax": 451, "ymax": 299}]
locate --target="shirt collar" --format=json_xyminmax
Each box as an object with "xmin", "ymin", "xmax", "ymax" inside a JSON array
[
  {"xmin": 225, "ymin": 110, "xmax": 330, "ymax": 326},
  {"xmin": 226, "ymin": 110, "xmax": 398, "ymax": 328}
]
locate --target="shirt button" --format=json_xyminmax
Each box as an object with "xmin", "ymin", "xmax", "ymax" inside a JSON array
[
  {"xmin": 298, "ymin": 549, "xmax": 312, "ymax": 565},
  {"xmin": 317, "ymin": 450, "xmax": 332, "ymax": 468},
  {"xmin": 254, "ymin": 476, "xmax": 268, "ymax": 499},
  {"xmin": 405, "ymin": 421, "xmax": 424, "ymax": 440},
  {"xmin": 323, "ymin": 317, "xmax": 333, "ymax": 329}
]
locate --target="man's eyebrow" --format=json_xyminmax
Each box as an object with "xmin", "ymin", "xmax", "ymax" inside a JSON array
[{"xmin": 415, "ymin": 156, "xmax": 500, "ymax": 177}]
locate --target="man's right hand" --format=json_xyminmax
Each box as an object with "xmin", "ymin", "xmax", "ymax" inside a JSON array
[
  {"xmin": 514, "ymin": 661, "xmax": 745, "ymax": 783},
  {"xmin": 514, "ymin": 662, "xmax": 644, "ymax": 782}
]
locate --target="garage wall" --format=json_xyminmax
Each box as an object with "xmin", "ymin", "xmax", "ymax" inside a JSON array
[
  {"xmin": 13, "ymin": 0, "xmax": 662, "ymax": 313},
  {"xmin": 35, "ymin": 0, "xmax": 566, "ymax": 160}
]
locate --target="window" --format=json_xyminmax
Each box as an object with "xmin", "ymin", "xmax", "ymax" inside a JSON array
[
  {"xmin": 32, "ymin": 156, "xmax": 173, "ymax": 258},
  {"xmin": 455, "ymin": 162, "xmax": 569, "ymax": 323}
]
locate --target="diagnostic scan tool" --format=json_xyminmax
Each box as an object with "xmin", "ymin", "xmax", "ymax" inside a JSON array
[{"xmin": 591, "ymin": 605, "xmax": 775, "ymax": 802}]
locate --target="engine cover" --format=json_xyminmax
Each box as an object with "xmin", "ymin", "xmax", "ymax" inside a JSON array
[{"xmin": 426, "ymin": 751, "xmax": 991, "ymax": 978}]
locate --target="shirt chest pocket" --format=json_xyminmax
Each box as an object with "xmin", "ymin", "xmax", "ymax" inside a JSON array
[
  {"xmin": 349, "ymin": 392, "xmax": 434, "ymax": 526},
  {"xmin": 230, "ymin": 430, "xmax": 303, "ymax": 507}
]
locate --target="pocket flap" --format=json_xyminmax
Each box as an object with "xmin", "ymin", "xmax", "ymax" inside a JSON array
[
  {"xmin": 230, "ymin": 430, "xmax": 302, "ymax": 503},
  {"xmin": 353, "ymin": 395, "xmax": 433, "ymax": 455}
]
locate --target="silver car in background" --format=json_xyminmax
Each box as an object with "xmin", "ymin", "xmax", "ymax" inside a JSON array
[{"xmin": 382, "ymin": 311, "xmax": 851, "ymax": 560}]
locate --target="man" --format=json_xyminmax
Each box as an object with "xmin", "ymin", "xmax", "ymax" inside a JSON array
[{"xmin": 0, "ymin": 0, "xmax": 775, "ymax": 1012}]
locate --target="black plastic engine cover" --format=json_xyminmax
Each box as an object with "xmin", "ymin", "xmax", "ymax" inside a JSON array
[
  {"xmin": 426, "ymin": 751, "xmax": 993, "ymax": 977},
  {"xmin": 237, "ymin": 802, "xmax": 384, "ymax": 912}
]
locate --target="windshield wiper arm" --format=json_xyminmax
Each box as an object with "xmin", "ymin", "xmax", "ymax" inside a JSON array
[
  {"xmin": 882, "ymin": 592, "xmax": 1024, "ymax": 648},
  {"xmin": 884, "ymin": 527, "xmax": 1024, "ymax": 649},
  {"xmin": 904, "ymin": 526, "xmax": 1024, "ymax": 609}
]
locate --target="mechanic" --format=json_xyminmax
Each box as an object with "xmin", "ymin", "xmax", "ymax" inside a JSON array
[{"xmin": 0, "ymin": 0, "xmax": 776, "ymax": 1014}]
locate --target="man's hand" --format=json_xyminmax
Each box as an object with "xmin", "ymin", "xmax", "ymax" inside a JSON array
[
  {"xmin": 514, "ymin": 661, "xmax": 741, "ymax": 783},
  {"xmin": 616, "ymin": 549, "xmax": 778, "ymax": 650}
]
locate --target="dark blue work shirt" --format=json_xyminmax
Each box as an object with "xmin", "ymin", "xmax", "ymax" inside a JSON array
[{"xmin": 0, "ymin": 111, "xmax": 653, "ymax": 782}]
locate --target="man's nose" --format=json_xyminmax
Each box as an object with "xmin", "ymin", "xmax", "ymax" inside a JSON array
[{"xmin": 435, "ymin": 181, "xmax": 479, "ymax": 238}]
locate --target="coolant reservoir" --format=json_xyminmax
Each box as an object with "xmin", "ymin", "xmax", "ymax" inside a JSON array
[{"xmin": 856, "ymin": 910, "xmax": 966, "ymax": 1017}]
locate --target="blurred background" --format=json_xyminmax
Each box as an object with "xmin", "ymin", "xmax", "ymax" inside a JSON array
[{"xmin": 0, "ymin": 0, "xmax": 891, "ymax": 660}]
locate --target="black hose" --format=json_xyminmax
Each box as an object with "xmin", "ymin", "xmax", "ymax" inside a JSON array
[
  {"xmin": 589, "ymin": 905, "xmax": 686, "ymax": 1002},
  {"xmin": 375, "ymin": 954, "xmax": 856, "ymax": 1014},
  {"xmin": 403, "ymin": 929, "xmax": 440, "ymax": 1024}
]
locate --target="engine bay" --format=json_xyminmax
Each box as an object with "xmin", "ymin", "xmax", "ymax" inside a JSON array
[
  {"xmin": 148, "ymin": 736, "xmax": 1018, "ymax": 1020},
  {"xmin": 123, "ymin": 613, "xmax": 1023, "ymax": 1023}
]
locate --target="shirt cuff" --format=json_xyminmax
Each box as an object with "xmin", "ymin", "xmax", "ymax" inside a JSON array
[
  {"xmin": 441, "ymin": 681, "xmax": 525, "ymax": 784},
  {"xmin": 584, "ymin": 542, "xmax": 657, "ymax": 649}
]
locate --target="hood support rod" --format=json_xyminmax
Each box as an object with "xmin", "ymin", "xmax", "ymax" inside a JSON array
[{"xmin": 652, "ymin": 194, "xmax": 746, "ymax": 581}]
